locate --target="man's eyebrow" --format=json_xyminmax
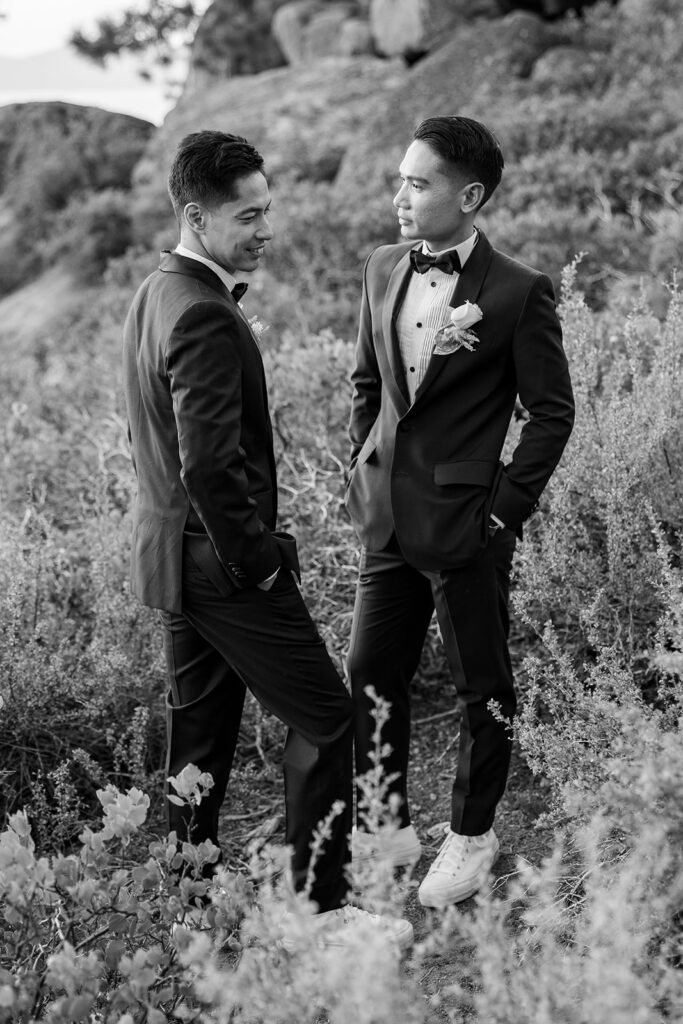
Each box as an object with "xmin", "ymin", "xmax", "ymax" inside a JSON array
[{"xmin": 398, "ymin": 170, "xmax": 430, "ymax": 184}]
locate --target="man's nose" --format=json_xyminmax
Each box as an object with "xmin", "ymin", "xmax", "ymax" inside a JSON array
[
  {"xmin": 257, "ymin": 216, "xmax": 273, "ymax": 240},
  {"xmin": 393, "ymin": 183, "xmax": 409, "ymax": 208}
]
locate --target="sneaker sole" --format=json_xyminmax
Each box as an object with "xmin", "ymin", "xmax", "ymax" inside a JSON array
[
  {"xmin": 353, "ymin": 848, "xmax": 422, "ymax": 869},
  {"xmin": 280, "ymin": 922, "xmax": 415, "ymax": 954}
]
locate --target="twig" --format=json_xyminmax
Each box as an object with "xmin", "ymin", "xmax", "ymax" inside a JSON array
[
  {"xmin": 413, "ymin": 709, "xmax": 457, "ymax": 726},
  {"xmin": 223, "ymin": 809, "xmax": 274, "ymax": 821}
]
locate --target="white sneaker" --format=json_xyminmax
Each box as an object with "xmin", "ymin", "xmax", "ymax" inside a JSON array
[
  {"xmin": 418, "ymin": 826, "xmax": 499, "ymax": 908},
  {"xmin": 352, "ymin": 824, "xmax": 423, "ymax": 868},
  {"xmin": 279, "ymin": 905, "xmax": 414, "ymax": 953}
]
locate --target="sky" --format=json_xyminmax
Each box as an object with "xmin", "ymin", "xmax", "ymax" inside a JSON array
[
  {"xmin": 0, "ymin": 1, "xmax": 176, "ymax": 123},
  {"xmin": 0, "ymin": 0, "xmax": 140, "ymax": 57},
  {"xmin": 0, "ymin": 0, "xmax": 141, "ymax": 58}
]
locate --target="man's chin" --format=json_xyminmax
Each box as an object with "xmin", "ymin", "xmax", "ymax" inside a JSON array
[{"xmin": 240, "ymin": 255, "xmax": 263, "ymax": 272}]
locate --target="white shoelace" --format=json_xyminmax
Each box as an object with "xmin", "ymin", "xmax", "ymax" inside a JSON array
[{"xmin": 430, "ymin": 827, "xmax": 472, "ymax": 874}]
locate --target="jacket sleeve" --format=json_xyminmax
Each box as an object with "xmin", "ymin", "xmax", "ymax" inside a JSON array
[
  {"xmin": 166, "ymin": 299, "xmax": 280, "ymax": 586},
  {"xmin": 349, "ymin": 253, "xmax": 382, "ymax": 471},
  {"xmin": 490, "ymin": 274, "xmax": 575, "ymax": 529}
]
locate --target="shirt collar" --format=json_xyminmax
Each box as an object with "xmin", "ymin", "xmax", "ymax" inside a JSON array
[
  {"xmin": 421, "ymin": 229, "xmax": 478, "ymax": 269},
  {"xmin": 174, "ymin": 244, "xmax": 238, "ymax": 294}
]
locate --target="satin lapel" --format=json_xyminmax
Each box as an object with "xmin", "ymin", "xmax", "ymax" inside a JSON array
[
  {"xmin": 413, "ymin": 231, "xmax": 494, "ymax": 403},
  {"xmin": 159, "ymin": 250, "xmax": 232, "ymax": 301},
  {"xmin": 381, "ymin": 251, "xmax": 413, "ymax": 414}
]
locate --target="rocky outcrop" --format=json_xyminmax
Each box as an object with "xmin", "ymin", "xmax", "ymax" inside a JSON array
[
  {"xmin": 272, "ymin": 1, "xmax": 324, "ymax": 63},
  {"xmin": 131, "ymin": 8, "xmax": 565, "ymax": 248},
  {"xmin": 369, "ymin": 0, "xmax": 499, "ymax": 60},
  {"xmin": 272, "ymin": 1, "xmax": 372, "ymax": 63},
  {"xmin": 334, "ymin": 11, "xmax": 563, "ymax": 216},
  {"xmin": 187, "ymin": 0, "xmax": 289, "ymax": 89},
  {"xmin": 184, "ymin": 0, "xmax": 608, "ymax": 85},
  {"xmin": 131, "ymin": 54, "xmax": 404, "ymax": 242}
]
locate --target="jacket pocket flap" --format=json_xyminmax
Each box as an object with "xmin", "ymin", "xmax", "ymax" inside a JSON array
[{"xmin": 434, "ymin": 460, "xmax": 499, "ymax": 487}]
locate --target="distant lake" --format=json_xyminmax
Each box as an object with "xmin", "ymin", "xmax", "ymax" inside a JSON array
[{"xmin": 0, "ymin": 87, "xmax": 171, "ymax": 125}]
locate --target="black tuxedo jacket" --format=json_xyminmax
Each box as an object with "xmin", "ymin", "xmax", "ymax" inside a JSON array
[
  {"xmin": 346, "ymin": 232, "xmax": 575, "ymax": 570},
  {"xmin": 123, "ymin": 251, "xmax": 289, "ymax": 613}
]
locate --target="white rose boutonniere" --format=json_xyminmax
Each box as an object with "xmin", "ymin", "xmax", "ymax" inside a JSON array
[
  {"xmin": 434, "ymin": 301, "xmax": 483, "ymax": 355},
  {"xmin": 248, "ymin": 314, "xmax": 269, "ymax": 344}
]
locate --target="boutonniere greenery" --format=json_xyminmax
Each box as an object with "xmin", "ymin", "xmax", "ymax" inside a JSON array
[{"xmin": 434, "ymin": 301, "xmax": 483, "ymax": 355}]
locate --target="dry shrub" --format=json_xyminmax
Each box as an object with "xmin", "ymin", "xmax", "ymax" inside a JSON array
[{"xmin": 510, "ymin": 263, "xmax": 683, "ymax": 818}]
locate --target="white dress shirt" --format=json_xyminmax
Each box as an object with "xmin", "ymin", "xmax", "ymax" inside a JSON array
[
  {"xmin": 174, "ymin": 244, "xmax": 238, "ymax": 294},
  {"xmin": 397, "ymin": 231, "xmax": 478, "ymax": 403}
]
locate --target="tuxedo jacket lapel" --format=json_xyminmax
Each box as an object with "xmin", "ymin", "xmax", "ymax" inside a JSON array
[
  {"xmin": 381, "ymin": 252, "xmax": 413, "ymax": 413},
  {"xmin": 413, "ymin": 231, "xmax": 494, "ymax": 403},
  {"xmin": 159, "ymin": 250, "xmax": 260, "ymax": 346},
  {"xmin": 160, "ymin": 250, "xmax": 233, "ymax": 302}
]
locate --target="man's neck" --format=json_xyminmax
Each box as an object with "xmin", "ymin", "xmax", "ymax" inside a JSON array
[{"xmin": 424, "ymin": 227, "xmax": 476, "ymax": 255}]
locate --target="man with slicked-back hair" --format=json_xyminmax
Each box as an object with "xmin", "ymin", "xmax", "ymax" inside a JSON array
[
  {"xmin": 123, "ymin": 130, "xmax": 412, "ymax": 950},
  {"xmin": 346, "ymin": 116, "xmax": 574, "ymax": 907}
]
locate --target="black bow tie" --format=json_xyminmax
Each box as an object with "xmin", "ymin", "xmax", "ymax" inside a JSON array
[
  {"xmin": 409, "ymin": 248, "xmax": 462, "ymax": 275},
  {"xmin": 231, "ymin": 282, "xmax": 248, "ymax": 301}
]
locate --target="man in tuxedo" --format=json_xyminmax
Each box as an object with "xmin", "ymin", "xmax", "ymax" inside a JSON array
[
  {"xmin": 346, "ymin": 116, "xmax": 574, "ymax": 908},
  {"xmin": 122, "ymin": 130, "xmax": 411, "ymax": 949}
]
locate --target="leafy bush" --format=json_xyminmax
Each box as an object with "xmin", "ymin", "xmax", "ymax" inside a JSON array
[
  {"xmin": 430, "ymin": 704, "xmax": 683, "ymax": 1023},
  {"xmin": 3, "ymin": 180, "xmax": 683, "ymax": 1016},
  {"xmin": 0, "ymin": 103, "xmax": 153, "ymax": 298},
  {"xmin": 49, "ymin": 190, "xmax": 135, "ymax": 285},
  {"xmin": 509, "ymin": 263, "xmax": 683, "ymax": 820},
  {"xmin": 0, "ymin": 756, "xmax": 423, "ymax": 1024}
]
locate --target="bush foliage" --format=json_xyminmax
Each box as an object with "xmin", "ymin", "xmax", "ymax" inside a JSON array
[{"xmin": 2, "ymin": 246, "xmax": 683, "ymax": 1018}]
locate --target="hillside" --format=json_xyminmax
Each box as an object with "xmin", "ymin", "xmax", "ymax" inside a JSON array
[{"xmin": 0, "ymin": 101, "xmax": 154, "ymax": 297}]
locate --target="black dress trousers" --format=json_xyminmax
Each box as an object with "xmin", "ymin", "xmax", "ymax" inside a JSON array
[
  {"xmin": 347, "ymin": 529, "xmax": 517, "ymax": 837},
  {"xmin": 159, "ymin": 534, "xmax": 353, "ymax": 913}
]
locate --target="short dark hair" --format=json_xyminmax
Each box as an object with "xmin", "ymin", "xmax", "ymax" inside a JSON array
[
  {"xmin": 167, "ymin": 130, "xmax": 265, "ymax": 219},
  {"xmin": 413, "ymin": 116, "xmax": 504, "ymax": 208}
]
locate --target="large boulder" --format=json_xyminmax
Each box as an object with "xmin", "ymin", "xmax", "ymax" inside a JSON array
[
  {"xmin": 272, "ymin": 1, "xmax": 371, "ymax": 63},
  {"xmin": 186, "ymin": 0, "xmax": 289, "ymax": 89},
  {"xmin": 306, "ymin": 4, "xmax": 367, "ymax": 59},
  {"xmin": 370, "ymin": 0, "xmax": 500, "ymax": 60},
  {"xmin": 338, "ymin": 17, "xmax": 375, "ymax": 56},
  {"xmin": 272, "ymin": 1, "xmax": 324, "ymax": 63}
]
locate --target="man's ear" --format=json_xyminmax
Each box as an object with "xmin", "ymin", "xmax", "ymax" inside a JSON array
[
  {"xmin": 183, "ymin": 202, "xmax": 207, "ymax": 233},
  {"xmin": 460, "ymin": 182, "xmax": 485, "ymax": 214}
]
